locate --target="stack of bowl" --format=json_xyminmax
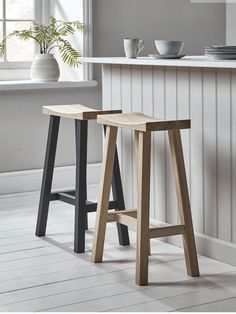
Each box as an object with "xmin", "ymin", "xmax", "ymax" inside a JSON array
[{"xmin": 205, "ymin": 46, "xmax": 236, "ymax": 60}]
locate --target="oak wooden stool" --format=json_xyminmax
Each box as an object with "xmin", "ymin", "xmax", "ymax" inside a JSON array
[
  {"xmin": 92, "ymin": 112, "xmax": 199, "ymax": 285},
  {"xmin": 35, "ymin": 105, "xmax": 130, "ymax": 253}
]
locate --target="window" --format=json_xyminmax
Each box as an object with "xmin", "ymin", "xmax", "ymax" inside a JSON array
[
  {"xmin": 50, "ymin": 0, "xmax": 93, "ymax": 80},
  {"xmin": 0, "ymin": 0, "xmax": 92, "ymax": 81},
  {"xmin": 0, "ymin": 0, "xmax": 47, "ymax": 69}
]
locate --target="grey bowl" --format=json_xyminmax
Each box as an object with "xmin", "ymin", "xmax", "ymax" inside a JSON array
[{"xmin": 155, "ymin": 40, "xmax": 184, "ymax": 55}]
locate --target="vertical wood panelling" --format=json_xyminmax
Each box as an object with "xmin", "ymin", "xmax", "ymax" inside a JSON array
[
  {"xmin": 231, "ymin": 70, "xmax": 236, "ymax": 244},
  {"xmin": 104, "ymin": 64, "xmax": 236, "ymax": 250},
  {"xmin": 131, "ymin": 66, "xmax": 142, "ymax": 209},
  {"xmin": 165, "ymin": 67, "xmax": 178, "ymax": 225},
  {"xmin": 120, "ymin": 65, "xmax": 133, "ymax": 209},
  {"xmin": 176, "ymin": 68, "xmax": 191, "ymax": 214},
  {"xmin": 111, "ymin": 65, "xmax": 123, "ymax": 175},
  {"xmin": 142, "ymin": 67, "xmax": 155, "ymax": 219},
  {"xmin": 153, "ymin": 67, "xmax": 166, "ymax": 222},
  {"xmin": 102, "ymin": 65, "xmax": 112, "ymax": 110},
  {"xmin": 176, "ymin": 68, "xmax": 190, "ymax": 176},
  {"xmin": 202, "ymin": 69, "xmax": 217, "ymax": 238},
  {"xmin": 111, "ymin": 65, "xmax": 122, "ymax": 109},
  {"xmin": 102, "ymin": 65, "xmax": 113, "ymax": 198},
  {"xmin": 217, "ymin": 69, "xmax": 232, "ymax": 242},
  {"xmin": 189, "ymin": 68, "xmax": 204, "ymax": 233}
]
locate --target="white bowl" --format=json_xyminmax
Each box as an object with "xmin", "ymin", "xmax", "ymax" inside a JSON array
[{"xmin": 155, "ymin": 40, "xmax": 184, "ymax": 55}]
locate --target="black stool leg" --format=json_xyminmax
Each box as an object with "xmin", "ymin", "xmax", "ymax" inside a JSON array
[
  {"xmin": 112, "ymin": 150, "xmax": 130, "ymax": 246},
  {"xmin": 85, "ymin": 212, "xmax": 88, "ymax": 230},
  {"xmin": 74, "ymin": 120, "xmax": 88, "ymax": 253},
  {"xmin": 36, "ymin": 116, "xmax": 60, "ymax": 237},
  {"xmin": 104, "ymin": 126, "xmax": 130, "ymax": 246}
]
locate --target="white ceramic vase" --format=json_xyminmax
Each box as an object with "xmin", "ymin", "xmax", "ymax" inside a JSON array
[{"xmin": 31, "ymin": 54, "xmax": 60, "ymax": 82}]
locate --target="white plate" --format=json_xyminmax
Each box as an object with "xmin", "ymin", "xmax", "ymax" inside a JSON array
[
  {"xmin": 149, "ymin": 54, "xmax": 185, "ymax": 59},
  {"xmin": 205, "ymin": 53, "xmax": 236, "ymax": 60},
  {"xmin": 205, "ymin": 50, "xmax": 236, "ymax": 54}
]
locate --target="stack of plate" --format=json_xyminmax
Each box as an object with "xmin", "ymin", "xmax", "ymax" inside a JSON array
[{"xmin": 205, "ymin": 45, "xmax": 236, "ymax": 60}]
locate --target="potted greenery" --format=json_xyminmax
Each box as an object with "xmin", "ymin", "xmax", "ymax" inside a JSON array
[{"xmin": 0, "ymin": 16, "xmax": 84, "ymax": 82}]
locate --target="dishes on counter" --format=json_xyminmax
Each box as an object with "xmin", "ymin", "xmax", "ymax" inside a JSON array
[
  {"xmin": 155, "ymin": 40, "xmax": 184, "ymax": 55},
  {"xmin": 124, "ymin": 38, "xmax": 145, "ymax": 59},
  {"xmin": 148, "ymin": 40, "xmax": 185, "ymax": 60},
  {"xmin": 205, "ymin": 46, "xmax": 236, "ymax": 60}
]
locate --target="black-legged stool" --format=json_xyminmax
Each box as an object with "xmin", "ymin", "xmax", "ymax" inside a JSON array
[
  {"xmin": 92, "ymin": 113, "xmax": 199, "ymax": 285},
  {"xmin": 35, "ymin": 104, "xmax": 130, "ymax": 253}
]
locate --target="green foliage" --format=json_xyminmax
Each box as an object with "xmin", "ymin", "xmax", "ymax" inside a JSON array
[{"xmin": 0, "ymin": 16, "xmax": 85, "ymax": 67}]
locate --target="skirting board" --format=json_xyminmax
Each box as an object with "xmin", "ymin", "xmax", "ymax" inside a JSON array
[
  {"xmin": 0, "ymin": 163, "xmax": 101, "ymax": 196},
  {"xmin": 151, "ymin": 219, "xmax": 236, "ymax": 268}
]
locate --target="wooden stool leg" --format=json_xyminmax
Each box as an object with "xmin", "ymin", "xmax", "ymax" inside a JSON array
[
  {"xmin": 92, "ymin": 126, "xmax": 118, "ymax": 263},
  {"xmin": 135, "ymin": 131, "xmax": 151, "ymax": 285},
  {"xmin": 104, "ymin": 126, "xmax": 130, "ymax": 246},
  {"xmin": 135, "ymin": 131, "xmax": 151, "ymax": 256},
  {"xmin": 36, "ymin": 116, "xmax": 60, "ymax": 237},
  {"xmin": 168, "ymin": 129, "xmax": 199, "ymax": 277},
  {"xmin": 74, "ymin": 120, "xmax": 88, "ymax": 253}
]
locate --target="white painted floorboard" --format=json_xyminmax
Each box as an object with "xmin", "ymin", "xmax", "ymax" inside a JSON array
[{"xmin": 0, "ymin": 192, "xmax": 236, "ymax": 312}]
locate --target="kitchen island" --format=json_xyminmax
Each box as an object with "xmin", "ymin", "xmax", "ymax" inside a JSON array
[{"xmin": 83, "ymin": 56, "xmax": 236, "ymax": 266}]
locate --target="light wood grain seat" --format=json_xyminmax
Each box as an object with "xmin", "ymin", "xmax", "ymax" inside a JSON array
[
  {"xmin": 43, "ymin": 104, "xmax": 122, "ymax": 120},
  {"xmin": 97, "ymin": 113, "xmax": 190, "ymax": 131},
  {"xmin": 92, "ymin": 113, "xmax": 199, "ymax": 286}
]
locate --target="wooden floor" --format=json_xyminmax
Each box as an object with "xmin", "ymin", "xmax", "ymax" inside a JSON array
[{"xmin": 1, "ymin": 192, "xmax": 236, "ymax": 312}]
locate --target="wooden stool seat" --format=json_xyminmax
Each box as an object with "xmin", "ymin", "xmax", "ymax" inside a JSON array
[
  {"xmin": 43, "ymin": 104, "xmax": 122, "ymax": 120},
  {"xmin": 92, "ymin": 113, "xmax": 199, "ymax": 286},
  {"xmin": 97, "ymin": 112, "xmax": 190, "ymax": 131}
]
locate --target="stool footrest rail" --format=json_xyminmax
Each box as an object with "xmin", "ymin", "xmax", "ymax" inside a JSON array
[
  {"xmin": 107, "ymin": 209, "xmax": 185, "ymax": 238},
  {"xmin": 50, "ymin": 191, "xmax": 119, "ymax": 211}
]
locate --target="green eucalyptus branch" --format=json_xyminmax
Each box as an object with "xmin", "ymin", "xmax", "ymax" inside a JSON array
[{"xmin": 0, "ymin": 16, "xmax": 84, "ymax": 67}]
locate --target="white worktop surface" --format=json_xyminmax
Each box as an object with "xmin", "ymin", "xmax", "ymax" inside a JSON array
[{"xmin": 82, "ymin": 56, "xmax": 236, "ymax": 69}]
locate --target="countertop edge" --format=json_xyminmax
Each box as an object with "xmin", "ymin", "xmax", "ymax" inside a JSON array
[{"xmin": 81, "ymin": 56, "xmax": 236, "ymax": 69}]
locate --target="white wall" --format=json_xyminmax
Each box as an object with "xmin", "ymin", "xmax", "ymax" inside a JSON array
[
  {"xmin": 0, "ymin": 0, "xmax": 226, "ymax": 173},
  {"xmin": 93, "ymin": 0, "xmax": 225, "ymax": 57},
  {"xmin": 0, "ymin": 87, "xmax": 102, "ymax": 172},
  {"xmin": 226, "ymin": 3, "xmax": 236, "ymax": 45}
]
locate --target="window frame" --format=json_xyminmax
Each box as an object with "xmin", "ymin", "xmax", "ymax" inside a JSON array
[
  {"xmin": 83, "ymin": 0, "xmax": 93, "ymax": 80},
  {"xmin": 0, "ymin": 0, "xmax": 93, "ymax": 80},
  {"xmin": 0, "ymin": 0, "xmax": 49, "ymax": 70}
]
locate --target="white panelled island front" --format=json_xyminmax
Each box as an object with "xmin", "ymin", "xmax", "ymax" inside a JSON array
[{"xmin": 83, "ymin": 56, "xmax": 236, "ymax": 266}]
